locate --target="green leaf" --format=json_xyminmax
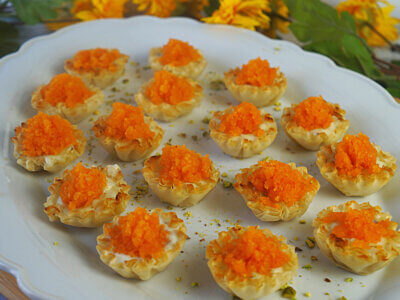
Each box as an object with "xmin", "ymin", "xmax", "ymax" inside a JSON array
[
  {"xmin": 10, "ymin": 0, "xmax": 67, "ymax": 25},
  {"xmin": 204, "ymin": 0, "xmax": 220, "ymax": 16},
  {"xmin": 0, "ymin": 21, "xmax": 20, "ymax": 57},
  {"xmin": 386, "ymin": 87, "xmax": 400, "ymax": 98}
]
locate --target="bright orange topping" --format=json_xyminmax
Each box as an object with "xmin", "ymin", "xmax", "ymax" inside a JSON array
[
  {"xmin": 322, "ymin": 205, "xmax": 397, "ymax": 249},
  {"xmin": 145, "ymin": 70, "xmax": 195, "ymax": 105},
  {"xmin": 59, "ymin": 163, "xmax": 106, "ymax": 210},
  {"xmin": 247, "ymin": 160, "xmax": 315, "ymax": 208},
  {"xmin": 104, "ymin": 207, "xmax": 169, "ymax": 259},
  {"xmin": 40, "ymin": 73, "xmax": 95, "ymax": 108},
  {"xmin": 234, "ymin": 57, "xmax": 278, "ymax": 87},
  {"xmin": 159, "ymin": 39, "xmax": 202, "ymax": 66},
  {"xmin": 210, "ymin": 227, "xmax": 289, "ymax": 279},
  {"xmin": 159, "ymin": 145, "xmax": 212, "ymax": 186},
  {"xmin": 217, "ymin": 102, "xmax": 264, "ymax": 137},
  {"xmin": 102, "ymin": 103, "xmax": 155, "ymax": 141},
  {"xmin": 292, "ymin": 96, "xmax": 334, "ymax": 130},
  {"xmin": 334, "ymin": 133, "xmax": 380, "ymax": 177},
  {"xmin": 71, "ymin": 48, "xmax": 122, "ymax": 72},
  {"xmin": 16, "ymin": 112, "xmax": 77, "ymax": 157}
]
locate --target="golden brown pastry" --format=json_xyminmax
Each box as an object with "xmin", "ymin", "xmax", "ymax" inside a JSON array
[
  {"xmin": 65, "ymin": 48, "xmax": 128, "ymax": 88},
  {"xmin": 224, "ymin": 57, "xmax": 286, "ymax": 107},
  {"xmin": 31, "ymin": 73, "xmax": 104, "ymax": 123},
  {"xmin": 97, "ymin": 207, "xmax": 187, "ymax": 280},
  {"xmin": 44, "ymin": 163, "xmax": 130, "ymax": 227},
  {"xmin": 209, "ymin": 102, "xmax": 277, "ymax": 158},
  {"xmin": 281, "ymin": 96, "xmax": 350, "ymax": 150},
  {"xmin": 11, "ymin": 112, "xmax": 86, "ymax": 172},
  {"xmin": 135, "ymin": 70, "xmax": 203, "ymax": 122},
  {"xmin": 234, "ymin": 160, "xmax": 319, "ymax": 221},
  {"xmin": 206, "ymin": 226, "xmax": 298, "ymax": 299},
  {"xmin": 92, "ymin": 102, "xmax": 164, "ymax": 161},
  {"xmin": 143, "ymin": 145, "xmax": 219, "ymax": 207},
  {"xmin": 316, "ymin": 132, "xmax": 396, "ymax": 196},
  {"xmin": 313, "ymin": 201, "xmax": 400, "ymax": 275}
]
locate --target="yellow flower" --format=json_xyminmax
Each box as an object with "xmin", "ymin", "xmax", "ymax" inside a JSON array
[
  {"xmin": 266, "ymin": 0, "xmax": 290, "ymax": 37},
  {"xmin": 132, "ymin": 0, "xmax": 186, "ymax": 18},
  {"xmin": 337, "ymin": 0, "xmax": 400, "ymax": 46},
  {"xmin": 72, "ymin": 0, "xmax": 128, "ymax": 20},
  {"xmin": 202, "ymin": 0, "xmax": 270, "ymax": 31},
  {"xmin": 186, "ymin": 0, "xmax": 209, "ymax": 19}
]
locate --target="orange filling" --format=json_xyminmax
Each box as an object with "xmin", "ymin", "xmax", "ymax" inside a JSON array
[
  {"xmin": 102, "ymin": 103, "xmax": 155, "ymax": 141},
  {"xmin": 334, "ymin": 133, "xmax": 380, "ymax": 177},
  {"xmin": 234, "ymin": 57, "xmax": 278, "ymax": 87},
  {"xmin": 292, "ymin": 96, "xmax": 334, "ymax": 130},
  {"xmin": 159, "ymin": 38, "xmax": 202, "ymax": 66},
  {"xmin": 247, "ymin": 160, "xmax": 315, "ymax": 208},
  {"xmin": 217, "ymin": 102, "xmax": 264, "ymax": 137},
  {"xmin": 159, "ymin": 145, "xmax": 212, "ymax": 186},
  {"xmin": 145, "ymin": 70, "xmax": 195, "ymax": 105},
  {"xmin": 59, "ymin": 163, "xmax": 106, "ymax": 210},
  {"xmin": 322, "ymin": 205, "xmax": 397, "ymax": 249},
  {"xmin": 212, "ymin": 227, "xmax": 289, "ymax": 279},
  {"xmin": 16, "ymin": 112, "xmax": 77, "ymax": 157},
  {"xmin": 104, "ymin": 207, "xmax": 169, "ymax": 259},
  {"xmin": 70, "ymin": 48, "xmax": 122, "ymax": 72},
  {"xmin": 40, "ymin": 73, "xmax": 95, "ymax": 108}
]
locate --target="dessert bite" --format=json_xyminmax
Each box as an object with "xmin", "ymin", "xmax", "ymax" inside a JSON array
[
  {"xmin": 224, "ymin": 57, "xmax": 287, "ymax": 107},
  {"xmin": 234, "ymin": 160, "xmax": 320, "ymax": 221},
  {"xmin": 97, "ymin": 207, "xmax": 187, "ymax": 280},
  {"xmin": 313, "ymin": 201, "xmax": 400, "ymax": 275},
  {"xmin": 206, "ymin": 226, "xmax": 298, "ymax": 299},
  {"xmin": 148, "ymin": 38, "xmax": 207, "ymax": 79},
  {"xmin": 209, "ymin": 102, "xmax": 277, "ymax": 158},
  {"xmin": 11, "ymin": 112, "xmax": 86, "ymax": 172},
  {"xmin": 92, "ymin": 102, "xmax": 164, "ymax": 161},
  {"xmin": 316, "ymin": 132, "xmax": 396, "ymax": 196},
  {"xmin": 44, "ymin": 163, "xmax": 130, "ymax": 227},
  {"xmin": 142, "ymin": 145, "xmax": 219, "ymax": 207},
  {"xmin": 281, "ymin": 96, "xmax": 350, "ymax": 150},
  {"xmin": 65, "ymin": 48, "xmax": 128, "ymax": 88},
  {"xmin": 31, "ymin": 73, "xmax": 104, "ymax": 123},
  {"xmin": 135, "ymin": 70, "xmax": 203, "ymax": 122}
]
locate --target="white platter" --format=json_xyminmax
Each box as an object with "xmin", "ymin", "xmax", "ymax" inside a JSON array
[{"xmin": 0, "ymin": 16, "xmax": 399, "ymax": 300}]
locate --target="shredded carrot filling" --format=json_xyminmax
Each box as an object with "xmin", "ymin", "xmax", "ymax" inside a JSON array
[
  {"xmin": 159, "ymin": 38, "xmax": 202, "ymax": 66},
  {"xmin": 159, "ymin": 145, "xmax": 212, "ymax": 186},
  {"xmin": 59, "ymin": 163, "xmax": 106, "ymax": 210},
  {"xmin": 212, "ymin": 227, "xmax": 289, "ymax": 279},
  {"xmin": 145, "ymin": 70, "xmax": 195, "ymax": 105},
  {"xmin": 334, "ymin": 133, "xmax": 380, "ymax": 177},
  {"xmin": 104, "ymin": 207, "xmax": 169, "ymax": 259},
  {"xmin": 234, "ymin": 57, "xmax": 278, "ymax": 87},
  {"xmin": 322, "ymin": 206, "xmax": 397, "ymax": 249},
  {"xmin": 102, "ymin": 103, "xmax": 155, "ymax": 141},
  {"xmin": 292, "ymin": 96, "xmax": 334, "ymax": 130},
  {"xmin": 40, "ymin": 73, "xmax": 95, "ymax": 108},
  {"xmin": 16, "ymin": 112, "xmax": 77, "ymax": 157},
  {"xmin": 247, "ymin": 160, "xmax": 315, "ymax": 208},
  {"xmin": 217, "ymin": 102, "xmax": 264, "ymax": 137},
  {"xmin": 71, "ymin": 48, "xmax": 122, "ymax": 72}
]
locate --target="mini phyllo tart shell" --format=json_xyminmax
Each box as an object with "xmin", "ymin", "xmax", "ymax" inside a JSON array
[
  {"xmin": 44, "ymin": 164, "xmax": 130, "ymax": 227},
  {"xmin": 206, "ymin": 226, "xmax": 298, "ymax": 299},
  {"xmin": 11, "ymin": 112, "xmax": 86, "ymax": 173},
  {"xmin": 31, "ymin": 73, "xmax": 104, "ymax": 124},
  {"xmin": 313, "ymin": 201, "xmax": 400, "ymax": 275},
  {"xmin": 224, "ymin": 58, "xmax": 287, "ymax": 107},
  {"xmin": 93, "ymin": 103, "xmax": 164, "ymax": 162},
  {"xmin": 97, "ymin": 207, "xmax": 187, "ymax": 280},
  {"xmin": 281, "ymin": 96, "xmax": 350, "ymax": 151},
  {"xmin": 234, "ymin": 161, "xmax": 320, "ymax": 222},
  {"xmin": 316, "ymin": 133, "xmax": 396, "ymax": 196},
  {"xmin": 148, "ymin": 39, "xmax": 206, "ymax": 79},
  {"xmin": 135, "ymin": 70, "xmax": 204, "ymax": 122},
  {"xmin": 65, "ymin": 48, "xmax": 129, "ymax": 89},
  {"xmin": 143, "ymin": 145, "xmax": 220, "ymax": 207},
  {"xmin": 209, "ymin": 102, "xmax": 277, "ymax": 158}
]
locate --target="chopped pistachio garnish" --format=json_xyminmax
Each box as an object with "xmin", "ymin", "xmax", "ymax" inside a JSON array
[
  {"xmin": 122, "ymin": 79, "xmax": 129, "ymax": 84},
  {"xmin": 345, "ymin": 277, "xmax": 353, "ymax": 282},
  {"xmin": 202, "ymin": 117, "xmax": 211, "ymax": 124},
  {"xmin": 304, "ymin": 292, "xmax": 311, "ymax": 297},
  {"xmin": 305, "ymin": 238, "xmax": 315, "ymax": 249},
  {"xmin": 274, "ymin": 106, "xmax": 281, "ymax": 111},
  {"xmin": 143, "ymin": 65, "xmax": 151, "ymax": 70},
  {"xmin": 223, "ymin": 181, "xmax": 233, "ymax": 188},
  {"xmin": 281, "ymin": 286, "xmax": 296, "ymax": 298},
  {"xmin": 209, "ymin": 80, "xmax": 226, "ymax": 91},
  {"xmin": 191, "ymin": 135, "xmax": 198, "ymax": 141},
  {"xmin": 176, "ymin": 276, "xmax": 181, "ymax": 282},
  {"xmin": 202, "ymin": 131, "xmax": 209, "ymax": 137},
  {"xmin": 189, "ymin": 120, "xmax": 194, "ymax": 124},
  {"xmin": 178, "ymin": 133, "xmax": 187, "ymax": 138},
  {"xmin": 53, "ymin": 241, "xmax": 59, "ymax": 246},
  {"xmin": 311, "ymin": 256, "xmax": 318, "ymax": 261},
  {"xmin": 191, "ymin": 281, "xmax": 199, "ymax": 287},
  {"xmin": 340, "ymin": 297, "xmax": 348, "ymax": 300},
  {"xmin": 222, "ymin": 172, "xmax": 228, "ymax": 178},
  {"xmin": 299, "ymin": 220, "xmax": 306, "ymax": 224},
  {"xmin": 302, "ymin": 264, "xmax": 312, "ymax": 270}
]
